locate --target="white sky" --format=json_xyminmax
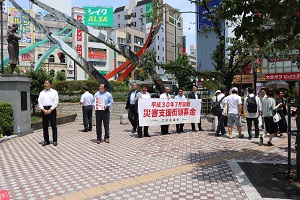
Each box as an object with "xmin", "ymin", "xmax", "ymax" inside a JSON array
[{"xmin": 8, "ymin": 0, "xmax": 196, "ymax": 53}]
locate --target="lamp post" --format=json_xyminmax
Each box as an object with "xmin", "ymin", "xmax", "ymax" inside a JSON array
[
  {"xmin": 173, "ymin": 10, "xmax": 181, "ymax": 60},
  {"xmin": 0, "ymin": 0, "xmax": 4, "ymax": 74}
]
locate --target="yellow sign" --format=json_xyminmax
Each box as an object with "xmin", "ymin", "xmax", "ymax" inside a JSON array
[
  {"xmin": 8, "ymin": 8, "xmax": 35, "ymax": 47},
  {"xmin": 233, "ymin": 74, "xmax": 254, "ymax": 84}
]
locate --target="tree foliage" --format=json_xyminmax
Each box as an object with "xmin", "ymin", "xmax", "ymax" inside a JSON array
[
  {"xmin": 25, "ymin": 66, "xmax": 50, "ymax": 115},
  {"xmin": 55, "ymin": 71, "xmax": 67, "ymax": 81},
  {"xmin": 135, "ymin": 50, "xmax": 158, "ymax": 81},
  {"xmin": 163, "ymin": 54, "xmax": 197, "ymax": 89}
]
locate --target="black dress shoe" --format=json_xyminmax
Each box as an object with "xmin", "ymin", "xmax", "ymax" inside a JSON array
[
  {"xmin": 82, "ymin": 129, "xmax": 88, "ymax": 132},
  {"xmin": 215, "ymin": 133, "xmax": 221, "ymax": 137},
  {"xmin": 88, "ymin": 129, "xmax": 92, "ymax": 131},
  {"xmin": 199, "ymin": 128, "xmax": 204, "ymax": 131},
  {"xmin": 144, "ymin": 134, "xmax": 151, "ymax": 137},
  {"xmin": 132, "ymin": 129, "xmax": 136, "ymax": 133},
  {"xmin": 42, "ymin": 142, "xmax": 50, "ymax": 146},
  {"xmin": 192, "ymin": 129, "xmax": 197, "ymax": 132},
  {"xmin": 53, "ymin": 142, "xmax": 58, "ymax": 146}
]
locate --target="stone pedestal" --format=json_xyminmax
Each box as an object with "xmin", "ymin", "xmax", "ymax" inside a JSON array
[{"xmin": 0, "ymin": 75, "xmax": 33, "ymax": 136}]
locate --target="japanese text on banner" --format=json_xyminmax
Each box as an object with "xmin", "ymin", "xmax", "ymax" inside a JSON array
[{"xmin": 138, "ymin": 99, "xmax": 201, "ymax": 126}]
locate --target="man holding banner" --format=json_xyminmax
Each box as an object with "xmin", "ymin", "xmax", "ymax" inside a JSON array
[
  {"xmin": 188, "ymin": 86, "xmax": 204, "ymax": 132},
  {"xmin": 160, "ymin": 87, "xmax": 171, "ymax": 135},
  {"xmin": 175, "ymin": 89, "xmax": 186, "ymax": 133},
  {"xmin": 136, "ymin": 85, "xmax": 151, "ymax": 138}
]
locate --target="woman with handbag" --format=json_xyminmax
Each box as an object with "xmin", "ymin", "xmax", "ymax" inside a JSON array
[{"xmin": 261, "ymin": 88, "xmax": 282, "ymax": 146}]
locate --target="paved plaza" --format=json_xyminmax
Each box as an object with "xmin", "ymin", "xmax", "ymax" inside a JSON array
[{"xmin": 0, "ymin": 118, "xmax": 298, "ymax": 200}]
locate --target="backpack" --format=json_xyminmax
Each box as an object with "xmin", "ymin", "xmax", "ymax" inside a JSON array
[
  {"xmin": 211, "ymin": 96, "xmax": 225, "ymax": 116},
  {"xmin": 246, "ymin": 95, "xmax": 257, "ymax": 113}
]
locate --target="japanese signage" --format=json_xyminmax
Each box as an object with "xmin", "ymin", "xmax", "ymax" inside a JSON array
[
  {"xmin": 265, "ymin": 72, "xmax": 300, "ymax": 81},
  {"xmin": 197, "ymin": 0, "xmax": 221, "ymax": 31},
  {"xmin": 76, "ymin": 15, "xmax": 83, "ymax": 41},
  {"xmin": 76, "ymin": 44, "xmax": 82, "ymax": 56},
  {"xmin": 95, "ymin": 97, "xmax": 105, "ymax": 110},
  {"xmin": 83, "ymin": 6, "xmax": 113, "ymax": 27},
  {"xmin": 21, "ymin": 53, "xmax": 31, "ymax": 61},
  {"xmin": 8, "ymin": 8, "xmax": 35, "ymax": 46},
  {"xmin": 199, "ymin": 89, "xmax": 210, "ymax": 98},
  {"xmin": 0, "ymin": 190, "xmax": 10, "ymax": 200},
  {"xmin": 146, "ymin": 3, "xmax": 153, "ymax": 33},
  {"xmin": 233, "ymin": 74, "xmax": 254, "ymax": 84},
  {"xmin": 138, "ymin": 99, "xmax": 201, "ymax": 126},
  {"xmin": 88, "ymin": 48, "xmax": 106, "ymax": 60}
]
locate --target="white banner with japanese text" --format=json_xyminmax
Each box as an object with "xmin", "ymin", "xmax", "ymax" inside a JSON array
[{"xmin": 138, "ymin": 99, "xmax": 201, "ymax": 126}]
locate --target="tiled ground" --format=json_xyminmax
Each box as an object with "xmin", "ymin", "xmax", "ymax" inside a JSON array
[{"xmin": 0, "ymin": 118, "xmax": 297, "ymax": 200}]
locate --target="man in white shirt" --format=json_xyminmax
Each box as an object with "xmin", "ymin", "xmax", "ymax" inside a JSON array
[
  {"xmin": 175, "ymin": 89, "xmax": 185, "ymax": 133},
  {"xmin": 80, "ymin": 86, "xmax": 94, "ymax": 132},
  {"xmin": 259, "ymin": 88, "xmax": 266, "ymax": 129},
  {"xmin": 38, "ymin": 79, "xmax": 59, "ymax": 146},
  {"xmin": 160, "ymin": 87, "xmax": 171, "ymax": 135},
  {"xmin": 188, "ymin": 86, "xmax": 203, "ymax": 132},
  {"xmin": 244, "ymin": 87, "xmax": 261, "ymax": 139},
  {"xmin": 224, "ymin": 87, "xmax": 243, "ymax": 139}
]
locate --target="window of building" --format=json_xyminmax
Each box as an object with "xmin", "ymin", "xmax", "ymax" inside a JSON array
[
  {"xmin": 48, "ymin": 55, "xmax": 55, "ymax": 63},
  {"xmin": 118, "ymin": 14, "xmax": 120, "ymax": 19},
  {"xmin": 162, "ymin": 37, "xmax": 164, "ymax": 42},
  {"xmin": 157, "ymin": 46, "xmax": 159, "ymax": 50},
  {"xmin": 163, "ymin": 57, "xmax": 164, "ymax": 61},
  {"xmin": 140, "ymin": 8, "xmax": 143, "ymax": 13},
  {"xmin": 118, "ymin": 23, "xmax": 120, "ymax": 28},
  {"xmin": 117, "ymin": 37, "xmax": 126, "ymax": 44},
  {"xmin": 140, "ymin": 18, "xmax": 143, "ymax": 23},
  {"xmin": 158, "ymin": 56, "xmax": 159, "ymax": 60},
  {"xmin": 157, "ymin": 36, "xmax": 159, "ymax": 40},
  {"xmin": 38, "ymin": 54, "xmax": 42, "ymax": 60},
  {"xmin": 134, "ymin": 45, "xmax": 141, "ymax": 52},
  {"xmin": 162, "ymin": 47, "xmax": 164, "ymax": 51},
  {"xmin": 134, "ymin": 36, "xmax": 144, "ymax": 45}
]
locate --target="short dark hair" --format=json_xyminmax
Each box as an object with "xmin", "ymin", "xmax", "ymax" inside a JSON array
[
  {"xmin": 178, "ymin": 88, "xmax": 183, "ymax": 91},
  {"xmin": 103, "ymin": 83, "xmax": 108, "ymax": 91},
  {"xmin": 141, "ymin": 84, "xmax": 147, "ymax": 89},
  {"xmin": 220, "ymin": 87, "xmax": 226, "ymax": 93},
  {"xmin": 83, "ymin": 86, "xmax": 89, "ymax": 91},
  {"xmin": 266, "ymin": 88, "xmax": 275, "ymax": 97},
  {"xmin": 260, "ymin": 88, "xmax": 266, "ymax": 92},
  {"xmin": 44, "ymin": 79, "xmax": 52, "ymax": 85},
  {"xmin": 248, "ymin": 87, "xmax": 254, "ymax": 94}
]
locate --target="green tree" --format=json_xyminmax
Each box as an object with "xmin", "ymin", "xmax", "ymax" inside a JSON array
[
  {"xmin": 25, "ymin": 66, "xmax": 49, "ymax": 115},
  {"xmin": 55, "ymin": 71, "xmax": 67, "ymax": 81},
  {"xmin": 163, "ymin": 54, "xmax": 197, "ymax": 89},
  {"xmin": 135, "ymin": 49, "xmax": 158, "ymax": 80}
]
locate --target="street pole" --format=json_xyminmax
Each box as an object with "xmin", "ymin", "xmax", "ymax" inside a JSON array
[
  {"xmin": 174, "ymin": 11, "xmax": 177, "ymax": 60},
  {"xmin": 0, "ymin": 0, "xmax": 4, "ymax": 74}
]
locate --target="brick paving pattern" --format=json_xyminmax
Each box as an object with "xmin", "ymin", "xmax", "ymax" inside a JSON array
[{"xmin": 0, "ymin": 118, "xmax": 298, "ymax": 200}]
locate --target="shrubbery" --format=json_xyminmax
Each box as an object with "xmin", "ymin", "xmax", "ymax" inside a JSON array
[{"xmin": 0, "ymin": 102, "xmax": 14, "ymax": 135}]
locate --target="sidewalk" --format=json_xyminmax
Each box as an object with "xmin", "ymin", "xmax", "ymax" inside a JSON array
[{"xmin": 0, "ymin": 118, "xmax": 298, "ymax": 200}]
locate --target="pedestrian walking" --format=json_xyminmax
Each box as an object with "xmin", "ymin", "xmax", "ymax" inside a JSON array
[
  {"xmin": 38, "ymin": 79, "xmax": 59, "ymax": 146},
  {"xmin": 261, "ymin": 88, "xmax": 282, "ymax": 146},
  {"xmin": 94, "ymin": 83, "xmax": 114, "ymax": 144},
  {"xmin": 244, "ymin": 87, "xmax": 261, "ymax": 139},
  {"xmin": 214, "ymin": 87, "xmax": 226, "ymax": 136},
  {"xmin": 136, "ymin": 85, "xmax": 151, "ymax": 138},
  {"xmin": 188, "ymin": 85, "xmax": 203, "ymax": 132},
  {"xmin": 79, "ymin": 86, "xmax": 94, "ymax": 132},
  {"xmin": 259, "ymin": 88, "xmax": 267, "ymax": 129},
  {"xmin": 175, "ymin": 89, "xmax": 185, "ymax": 133},
  {"xmin": 125, "ymin": 83, "xmax": 139, "ymax": 133},
  {"xmin": 224, "ymin": 87, "xmax": 243, "ymax": 139},
  {"xmin": 160, "ymin": 87, "xmax": 171, "ymax": 135}
]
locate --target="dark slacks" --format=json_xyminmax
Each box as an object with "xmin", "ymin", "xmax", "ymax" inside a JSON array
[
  {"xmin": 161, "ymin": 125, "xmax": 169, "ymax": 134},
  {"xmin": 246, "ymin": 117, "xmax": 259, "ymax": 137},
  {"xmin": 82, "ymin": 105, "xmax": 93, "ymax": 130},
  {"xmin": 191, "ymin": 117, "xmax": 201, "ymax": 131},
  {"xmin": 176, "ymin": 124, "xmax": 184, "ymax": 133},
  {"xmin": 277, "ymin": 110, "xmax": 287, "ymax": 133},
  {"xmin": 128, "ymin": 105, "xmax": 138, "ymax": 130},
  {"xmin": 42, "ymin": 109, "xmax": 57, "ymax": 143},
  {"xmin": 137, "ymin": 115, "xmax": 149, "ymax": 136},
  {"xmin": 95, "ymin": 109, "xmax": 110, "ymax": 140},
  {"xmin": 216, "ymin": 112, "xmax": 226, "ymax": 135}
]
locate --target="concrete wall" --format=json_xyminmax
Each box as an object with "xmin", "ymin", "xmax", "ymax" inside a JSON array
[{"xmin": 56, "ymin": 102, "xmax": 127, "ymax": 121}]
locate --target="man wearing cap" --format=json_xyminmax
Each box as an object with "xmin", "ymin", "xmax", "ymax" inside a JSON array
[
  {"xmin": 224, "ymin": 87, "xmax": 243, "ymax": 139},
  {"xmin": 214, "ymin": 87, "xmax": 226, "ymax": 136}
]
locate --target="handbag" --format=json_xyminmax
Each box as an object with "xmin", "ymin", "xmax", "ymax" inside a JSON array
[
  {"xmin": 273, "ymin": 111, "xmax": 282, "ymax": 123},
  {"xmin": 222, "ymin": 103, "xmax": 228, "ymax": 116}
]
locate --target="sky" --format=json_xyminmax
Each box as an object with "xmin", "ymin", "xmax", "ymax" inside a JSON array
[{"xmin": 8, "ymin": 0, "xmax": 197, "ymax": 53}]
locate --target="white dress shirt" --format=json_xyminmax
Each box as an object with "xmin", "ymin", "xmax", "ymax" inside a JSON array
[
  {"xmin": 160, "ymin": 93, "xmax": 170, "ymax": 99},
  {"xmin": 80, "ymin": 91, "xmax": 94, "ymax": 106},
  {"xmin": 38, "ymin": 88, "xmax": 59, "ymax": 110}
]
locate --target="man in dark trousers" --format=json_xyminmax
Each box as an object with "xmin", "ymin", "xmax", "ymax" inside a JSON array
[
  {"xmin": 188, "ymin": 85, "xmax": 203, "ymax": 132},
  {"xmin": 38, "ymin": 79, "xmax": 59, "ymax": 146},
  {"xmin": 79, "ymin": 86, "xmax": 94, "ymax": 132},
  {"xmin": 125, "ymin": 82, "xmax": 139, "ymax": 133},
  {"xmin": 160, "ymin": 87, "xmax": 171, "ymax": 134}
]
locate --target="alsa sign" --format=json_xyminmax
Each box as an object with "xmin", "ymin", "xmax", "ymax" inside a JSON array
[{"xmin": 84, "ymin": 7, "xmax": 113, "ymax": 27}]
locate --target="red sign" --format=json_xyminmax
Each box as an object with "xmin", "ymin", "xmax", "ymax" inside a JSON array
[
  {"xmin": 0, "ymin": 190, "xmax": 10, "ymax": 200},
  {"xmin": 76, "ymin": 15, "xmax": 83, "ymax": 22},
  {"xmin": 265, "ymin": 72, "xmax": 300, "ymax": 81},
  {"xmin": 88, "ymin": 50, "xmax": 106, "ymax": 60},
  {"xmin": 77, "ymin": 29, "xmax": 82, "ymax": 41},
  {"xmin": 76, "ymin": 44, "xmax": 82, "ymax": 56},
  {"xmin": 21, "ymin": 53, "xmax": 31, "ymax": 61}
]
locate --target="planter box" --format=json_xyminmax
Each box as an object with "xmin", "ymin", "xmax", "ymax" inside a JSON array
[{"xmin": 31, "ymin": 114, "xmax": 77, "ymax": 130}]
